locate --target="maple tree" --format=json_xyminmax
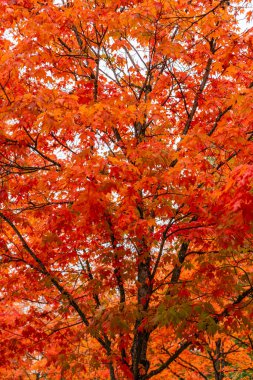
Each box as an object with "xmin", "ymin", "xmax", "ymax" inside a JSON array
[{"xmin": 0, "ymin": 0, "xmax": 253, "ymax": 378}]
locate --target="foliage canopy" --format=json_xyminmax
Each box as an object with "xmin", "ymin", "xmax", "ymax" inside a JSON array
[{"xmin": 0, "ymin": 0, "xmax": 253, "ymax": 379}]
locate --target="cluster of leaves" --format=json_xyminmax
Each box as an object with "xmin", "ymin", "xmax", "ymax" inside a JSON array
[{"xmin": 0, "ymin": 0, "xmax": 253, "ymax": 379}]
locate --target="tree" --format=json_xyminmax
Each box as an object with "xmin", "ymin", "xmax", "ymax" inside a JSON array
[{"xmin": 0, "ymin": 0, "xmax": 253, "ymax": 378}]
